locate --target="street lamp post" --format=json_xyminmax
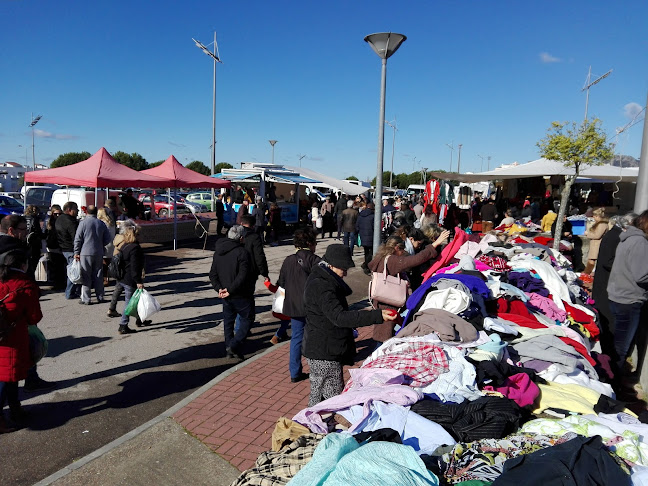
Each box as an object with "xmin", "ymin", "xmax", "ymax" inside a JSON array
[
  {"xmin": 269, "ymin": 140, "xmax": 278, "ymax": 164},
  {"xmin": 365, "ymin": 32, "xmax": 406, "ymax": 255},
  {"xmin": 385, "ymin": 119, "xmax": 398, "ymax": 188},
  {"xmin": 477, "ymin": 154, "xmax": 485, "ymax": 172},
  {"xmin": 298, "ymin": 153, "xmax": 306, "ymax": 167},
  {"xmin": 29, "ymin": 113, "xmax": 42, "ymax": 172},
  {"xmin": 446, "ymin": 142, "xmax": 454, "ymax": 172},
  {"xmin": 193, "ymin": 33, "xmax": 222, "ymax": 211},
  {"xmin": 457, "ymin": 144, "xmax": 463, "ymax": 174}
]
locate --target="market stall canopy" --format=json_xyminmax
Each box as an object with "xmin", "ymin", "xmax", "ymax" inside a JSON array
[
  {"xmin": 141, "ymin": 155, "xmax": 231, "ymax": 189},
  {"xmin": 215, "ymin": 166, "xmax": 320, "ymax": 185},
  {"xmin": 24, "ymin": 147, "xmax": 171, "ymax": 188},
  {"xmin": 472, "ymin": 158, "xmax": 639, "ymax": 182},
  {"xmin": 284, "ymin": 166, "xmax": 371, "ymax": 196}
]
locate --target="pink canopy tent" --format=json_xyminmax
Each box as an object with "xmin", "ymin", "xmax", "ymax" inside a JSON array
[
  {"xmin": 141, "ymin": 155, "xmax": 231, "ymax": 189},
  {"xmin": 24, "ymin": 147, "xmax": 170, "ymax": 188}
]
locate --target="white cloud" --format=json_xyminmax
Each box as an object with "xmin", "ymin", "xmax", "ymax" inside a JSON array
[
  {"xmin": 539, "ymin": 52, "xmax": 561, "ymax": 63},
  {"xmin": 624, "ymin": 102, "xmax": 643, "ymax": 120},
  {"xmin": 33, "ymin": 129, "xmax": 79, "ymax": 140}
]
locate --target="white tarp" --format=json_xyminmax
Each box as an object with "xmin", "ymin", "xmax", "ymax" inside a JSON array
[{"xmin": 284, "ymin": 166, "xmax": 371, "ymax": 196}]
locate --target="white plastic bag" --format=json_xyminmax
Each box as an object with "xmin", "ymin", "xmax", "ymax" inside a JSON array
[
  {"xmin": 272, "ymin": 286, "xmax": 286, "ymax": 314},
  {"xmin": 66, "ymin": 259, "xmax": 83, "ymax": 284},
  {"xmin": 315, "ymin": 216, "xmax": 323, "ymax": 229},
  {"xmin": 35, "ymin": 255, "xmax": 49, "ymax": 282},
  {"xmin": 137, "ymin": 289, "xmax": 161, "ymax": 321}
]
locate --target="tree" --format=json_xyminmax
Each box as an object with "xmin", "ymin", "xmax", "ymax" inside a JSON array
[
  {"xmin": 113, "ymin": 151, "xmax": 149, "ymax": 171},
  {"xmin": 215, "ymin": 162, "xmax": 233, "ymax": 173},
  {"xmin": 346, "ymin": 175, "xmax": 359, "ymax": 181},
  {"xmin": 50, "ymin": 151, "xmax": 91, "ymax": 168},
  {"xmin": 186, "ymin": 161, "xmax": 211, "ymax": 175},
  {"xmin": 149, "ymin": 160, "xmax": 165, "ymax": 168},
  {"xmin": 537, "ymin": 118, "xmax": 613, "ymax": 250}
]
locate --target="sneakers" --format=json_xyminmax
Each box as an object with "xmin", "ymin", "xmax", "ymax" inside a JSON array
[
  {"xmin": 118, "ymin": 326, "xmax": 137, "ymax": 335},
  {"xmin": 23, "ymin": 377, "xmax": 56, "ymax": 392},
  {"xmin": 270, "ymin": 335, "xmax": 280, "ymax": 345},
  {"xmin": 107, "ymin": 309, "xmax": 120, "ymax": 318},
  {"xmin": 226, "ymin": 347, "xmax": 244, "ymax": 360},
  {"xmin": 135, "ymin": 320, "xmax": 152, "ymax": 328},
  {"xmin": 78, "ymin": 300, "xmax": 91, "ymax": 306},
  {"xmin": 0, "ymin": 417, "xmax": 17, "ymax": 434},
  {"xmin": 290, "ymin": 373, "xmax": 309, "ymax": 383}
]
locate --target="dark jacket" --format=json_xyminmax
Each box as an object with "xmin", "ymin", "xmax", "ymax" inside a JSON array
[
  {"xmin": 303, "ymin": 264, "xmax": 383, "ymax": 364},
  {"xmin": 480, "ymin": 203, "xmax": 497, "ymax": 222},
  {"xmin": 252, "ymin": 202, "xmax": 267, "ymax": 229},
  {"xmin": 215, "ymin": 199, "xmax": 224, "ymax": 218},
  {"xmin": 209, "ymin": 238, "xmax": 254, "ymax": 298},
  {"xmin": 402, "ymin": 209, "xmax": 416, "ymax": 226},
  {"xmin": 277, "ymin": 249, "xmax": 321, "ymax": 317},
  {"xmin": 120, "ymin": 242, "xmax": 145, "ymax": 287},
  {"xmin": 592, "ymin": 225, "xmax": 621, "ymax": 324},
  {"xmin": 55, "ymin": 213, "xmax": 79, "ymax": 252},
  {"xmin": 334, "ymin": 197, "xmax": 347, "ymax": 217},
  {"xmin": 341, "ymin": 207, "xmax": 359, "ymax": 233},
  {"xmin": 356, "ymin": 209, "xmax": 375, "ymax": 247},
  {"xmin": 242, "ymin": 226, "xmax": 268, "ymax": 278}
]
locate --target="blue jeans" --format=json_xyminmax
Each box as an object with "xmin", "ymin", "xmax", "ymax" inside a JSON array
[
  {"xmin": 289, "ymin": 317, "xmax": 306, "ymax": 379},
  {"xmin": 275, "ymin": 320, "xmax": 290, "ymax": 339},
  {"xmin": 343, "ymin": 232, "xmax": 357, "ymax": 251},
  {"xmin": 610, "ymin": 300, "xmax": 643, "ymax": 371},
  {"xmin": 121, "ymin": 283, "xmax": 135, "ymax": 327},
  {"xmin": 63, "ymin": 252, "xmax": 81, "ymax": 299},
  {"xmin": 222, "ymin": 296, "xmax": 254, "ymax": 353}
]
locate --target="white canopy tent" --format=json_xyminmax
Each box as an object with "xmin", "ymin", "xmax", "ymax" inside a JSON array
[{"xmin": 285, "ymin": 166, "xmax": 371, "ymax": 196}]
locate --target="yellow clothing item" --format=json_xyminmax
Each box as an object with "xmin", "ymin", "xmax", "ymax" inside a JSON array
[
  {"xmin": 533, "ymin": 381, "xmax": 636, "ymax": 416},
  {"xmin": 541, "ymin": 211, "xmax": 558, "ymax": 233},
  {"xmin": 506, "ymin": 224, "xmax": 528, "ymax": 235}
]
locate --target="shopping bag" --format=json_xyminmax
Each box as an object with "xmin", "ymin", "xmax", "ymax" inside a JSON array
[
  {"xmin": 137, "ymin": 290, "xmax": 161, "ymax": 321},
  {"xmin": 66, "ymin": 259, "xmax": 83, "ymax": 284},
  {"xmin": 315, "ymin": 216, "xmax": 323, "ymax": 229},
  {"xmin": 125, "ymin": 289, "xmax": 143, "ymax": 318},
  {"xmin": 35, "ymin": 255, "xmax": 49, "ymax": 282},
  {"xmin": 272, "ymin": 286, "xmax": 286, "ymax": 314},
  {"xmin": 28, "ymin": 325, "xmax": 48, "ymax": 364}
]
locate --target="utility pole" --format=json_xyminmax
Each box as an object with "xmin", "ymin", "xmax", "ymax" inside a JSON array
[
  {"xmin": 477, "ymin": 154, "xmax": 485, "ymax": 172},
  {"xmin": 487, "ymin": 156, "xmax": 491, "ymax": 171},
  {"xmin": 582, "ymin": 66, "xmax": 612, "ymax": 121},
  {"xmin": 29, "ymin": 113, "xmax": 42, "ymax": 171},
  {"xmin": 445, "ymin": 141, "xmax": 454, "ymax": 172},
  {"xmin": 385, "ymin": 119, "xmax": 397, "ymax": 188},
  {"xmin": 269, "ymin": 140, "xmax": 278, "ymax": 164},
  {"xmin": 634, "ymin": 90, "xmax": 648, "ymax": 213},
  {"xmin": 298, "ymin": 153, "xmax": 306, "ymax": 167},
  {"xmin": 457, "ymin": 144, "xmax": 463, "ymax": 174}
]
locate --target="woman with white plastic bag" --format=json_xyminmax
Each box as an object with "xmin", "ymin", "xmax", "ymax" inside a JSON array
[{"xmin": 113, "ymin": 220, "xmax": 151, "ymax": 334}]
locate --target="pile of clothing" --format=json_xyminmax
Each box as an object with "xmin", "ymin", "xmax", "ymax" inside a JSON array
[{"xmin": 232, "ymin": 230, "xmax": 648, "ymax": 486}]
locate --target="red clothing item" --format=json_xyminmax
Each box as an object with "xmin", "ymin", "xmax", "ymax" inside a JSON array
[
  {"xmin": 498, "ymin": 311, "xmax": 596, "ymax": 367},
  {"xmin": 533, "ymin": 236, "xmax": 554, "ymax": 246},
  {"xmin": 422, "ymin": 229, "xmax": 468, "ymax": 282},
  {"xmin": 497, "ymin": 298, "xmax": 535, "ymax": 319},
  {"xmin": 563, "ymin": 301, "xmax": 600, "ymax": 339},
  {"xmin": 0, "ymin": 272, "xmax": 43, "ymax": 382}
]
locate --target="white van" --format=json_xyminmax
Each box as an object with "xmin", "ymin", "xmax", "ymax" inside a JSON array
[
  {"xmin": 50, "ymin": 189, "xmax": 110, "ymax": 217},
  {"xmin": 22, "ymin": 186, "xmax": 58, "ymax": 213},
  {"xmin": 407, "ymin": 184, "xmax": 426, "ymax": 196}
]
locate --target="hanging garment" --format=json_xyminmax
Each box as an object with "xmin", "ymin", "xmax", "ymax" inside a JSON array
[{"xmin": 421, "ymin": 229, "xmax": 469, "ymax": 282}]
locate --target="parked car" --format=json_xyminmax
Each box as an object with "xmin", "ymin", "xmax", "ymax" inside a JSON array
[
  {"xmin": 0, "ymin": 192, "xmax": 24, "ymax": 201},
  {"xmin": 186, "ymin": 192, "xmax": 214, "ymax": 208},
  {"xmin": 0, "ymin": 196, "xmax": 25, "ymax": 217},
  {"xmin": 138, "ymin": 194, "xmax": 190, "ymax": 218},
  {"xmin": 172, "ymin": 195, "xmax": 206, "ymax": 214}
]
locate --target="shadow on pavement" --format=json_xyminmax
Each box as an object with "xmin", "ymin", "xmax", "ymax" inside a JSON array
[{"xmin": 47, "ymin": 335, "xmax": 112, "ymax": 358}]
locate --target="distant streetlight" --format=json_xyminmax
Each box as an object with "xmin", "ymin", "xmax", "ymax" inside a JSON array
[
  {"xmin": 269, "ymin": 140, "xmax": 278, "ymax": 164},
  {"xmin": 446, "ymin": 141, "xmax": 454, "ymax": 172},
  {"xmin": 477, "ymin": 154, "xmax": 485, "ymax": 172},
  {"xmin": 365, "ymin": 31, "xmax": 406, "ymax": 254},
  {"xmin": 457, "ymin": 144, "xmax": 463, "ymax": 173},
  {"xmin": 193, "ymin": 33, "xmax": 222, "ymax": 211},
  {"xmin": 298, "ymin": 153, "xmax": 306, "ymax": 167},
  {"xmin": 487, "ymin": 155, "xmax": 492, "ymax": 171},
  {"xmin": 385, "ymin": 118, "xmax": 398, "ymax": 188},
  {"xmin": 29, "ymin": 113, "xmax": 42, "ymax": 172}
]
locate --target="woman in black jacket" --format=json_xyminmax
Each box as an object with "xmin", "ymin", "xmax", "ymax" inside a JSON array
[
  {"xmin": 274, "ymin": 228, "xmax": 321, "ymax": 383},
  {"xmin": 303, "ymin": 244, "xmax": 396, "ymax": 406},
  {"xmin": 114, "ymin": 220, "xmax": 148, "ymax": 334}
]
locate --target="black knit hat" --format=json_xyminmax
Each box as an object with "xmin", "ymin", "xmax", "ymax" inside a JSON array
[{"xmin": 323, "ymin": 244, "xmax": 355, "ymax": 270}]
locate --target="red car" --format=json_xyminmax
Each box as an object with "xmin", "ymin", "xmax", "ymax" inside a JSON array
[{"xmin": 138, "ymin": 193, "xmax": 190, "ymax": 218}]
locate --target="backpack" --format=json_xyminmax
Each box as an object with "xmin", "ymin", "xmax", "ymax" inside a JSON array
[{"xmin": 108, "ymin": 250, "xmax": 126, "ymax": 280}]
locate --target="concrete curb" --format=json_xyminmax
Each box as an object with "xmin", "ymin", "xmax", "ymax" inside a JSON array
[{"xmin": 34, "ymin": 340, "xmax": 290, "ymax": 486}]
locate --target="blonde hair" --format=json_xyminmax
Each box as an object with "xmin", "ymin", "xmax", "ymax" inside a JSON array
[
  {"xmin": 593, "ymin": 207, "xmax": 606, "ymax": 219},
  {"xmin": 97, "ymin": 207, "xmax": 114, "ymax": 227},
  {"xmin": 120, "ymin": 219, "xmax": 140, "ymax": 244}
]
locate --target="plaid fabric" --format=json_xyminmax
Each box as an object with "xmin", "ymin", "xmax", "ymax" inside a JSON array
[
  {"xmin": 477, "ymin": 255, "xmax": 511, "ymax": 272},
  {"xmin": 230, "ymin": 433, "xmax": 325, "ymax": 486},
  {"xmin": 356, "ymin": 342, "xmax": 449, "ymax": 388}
]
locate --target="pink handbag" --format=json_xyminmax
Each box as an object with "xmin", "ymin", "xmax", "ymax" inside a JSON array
[{"xmin": 369, "ymin": 255, "xmax": 409, "ymax": 308}]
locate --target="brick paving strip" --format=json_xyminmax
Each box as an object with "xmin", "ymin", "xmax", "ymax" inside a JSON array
[{"xmin": 173, "ymin": 326, "xmax": 375, "ymax": 472}]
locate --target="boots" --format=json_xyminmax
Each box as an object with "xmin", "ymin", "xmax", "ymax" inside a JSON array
[{"xmin": 0, "ymin": 415, "xmax": 17, "ymax": 434}]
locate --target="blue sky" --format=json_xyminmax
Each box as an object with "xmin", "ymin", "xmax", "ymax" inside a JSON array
[{"xmin": 1, "ymin": 0, "xmax": 646, "ymax": 181}]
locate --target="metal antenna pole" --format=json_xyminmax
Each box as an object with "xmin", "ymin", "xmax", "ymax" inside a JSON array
[
  {"xmin": 582, "ymin": 66, "xmax": 612, "ymax": 121},
  {"xmin": 446, "ymin": 141, "xmax": 454, "ymax": 172},
  {"xmin": 457, "ymin": 144, "xmax": 463, "ymax": 173}
]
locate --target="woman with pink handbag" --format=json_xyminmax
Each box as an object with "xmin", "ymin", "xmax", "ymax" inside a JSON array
[{"xmin": 368, "ymin": 229, "xmax": 450, "ymax": 345}]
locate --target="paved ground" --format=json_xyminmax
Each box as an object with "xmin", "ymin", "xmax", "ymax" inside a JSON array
[{"xmin": 2, "ymin": 233, "xmax": 372, "ymax": 485}]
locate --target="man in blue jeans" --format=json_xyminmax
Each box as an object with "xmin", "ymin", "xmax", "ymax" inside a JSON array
[
  {"xmin": 209, "ymin": 225, "xmax": 255, "ymax": 360},
  {"xmin": 55, "ymin": 202, "xmax": 81, "ymax": 300}
]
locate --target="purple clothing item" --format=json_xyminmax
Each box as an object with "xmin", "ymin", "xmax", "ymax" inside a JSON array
[
  {"xmin": 520, "ymin": 359, "xmax": 553, "ymax": 372},
  {"xmin": 525, "ymin": 292, "xmax": 568, "ymax": 322},
  {"xmin": 483, "ymin": 373, "xmax": 539, "ymax": 408},
  {"xmin": 508, "ymin": 271, "xmax": 549, "ymax": 298},
  {"xmin": 292, "ymin": 384, "xmax": 422, "ymax": 434}
]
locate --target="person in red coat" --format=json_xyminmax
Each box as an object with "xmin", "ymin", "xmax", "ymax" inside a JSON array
[{"xmin": 0, "ymin": 244, "xmax": 43, "ymax": 433}]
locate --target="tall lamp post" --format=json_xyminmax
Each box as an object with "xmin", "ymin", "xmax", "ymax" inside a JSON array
[
  {"xmin": 193, "ymin": 33, "xmax": 222, "ymax": 211},
  {"xmin": 29, "ymin": 113, "xmax": 42, "ymax": 172},
  {"xmin": 446, "ymin": 141, "xmax": 454, "ymax": 172},
  {"xmin": 298, "ymin": 153, "xmax": 306, "ymax": 167},
  {"xmin": 365, "ymin": 32, "xmax": 406, "ymax": 255},
  {"xmin": 457, "ymin": 143, "xmax": 463, "ymax": 174},
  {"xmin": 385, "ymin": 118, "xmax": 398, "ymax": 188},
  {"xmin": 269, "ymin": 140, "xmax": 278, "ymax": 164}
]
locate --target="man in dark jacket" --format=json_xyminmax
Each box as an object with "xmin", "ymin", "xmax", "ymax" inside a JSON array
[
  {"xmin": 236, "ymin": 199, "xmax": 249, "ymax": 225},
  {"xmin": 356, "ymin": 203, "xmax": 375, "ymax": 274},
  {"xmin": 340, "ymin": 200, "xmax": 359, "ymax": 252},
  {"xmin": 401, "ymin": 202, "xmax": 417, "ymax": 226},
  {"xmin": 252, "ymin": 196, "xmax": 268, "ymax": 242},
  {"xmin": 215, "ymin": 193, "xmax": 225, "ymax": 236},
  {"xmin": 55, "ymin": 201, "xmax": 81, "ymax": 300},
  {"xmin": 334, "ymin": 194, "xmax": 348, "ymax": 239},
  {"xmin": 209, "ymin": 225, "xmax": 254, "ymax": 360},
  {"xmin": 302, "ymin": 244, "xmax": 395, "ymax": 405}
]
